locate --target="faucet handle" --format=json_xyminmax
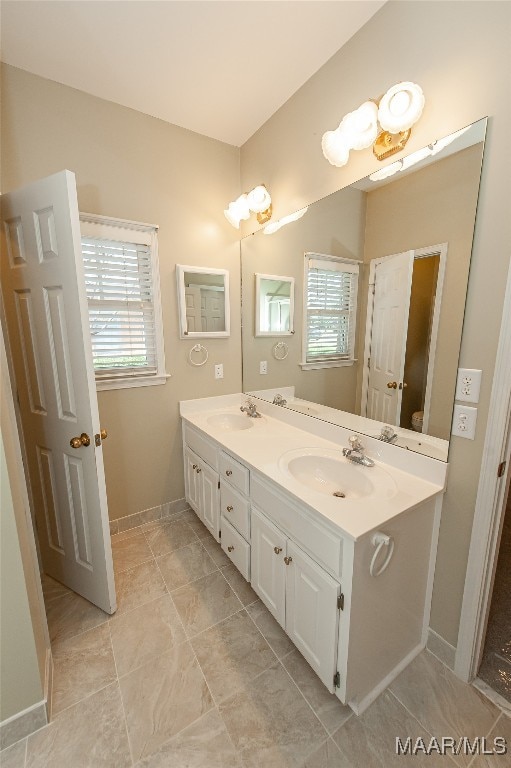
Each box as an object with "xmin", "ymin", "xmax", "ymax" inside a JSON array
[{"xmin": 349, "ymin": 435, "xmax": 363, "ymax": 451}]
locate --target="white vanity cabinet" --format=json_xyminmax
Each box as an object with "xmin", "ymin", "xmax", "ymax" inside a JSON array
[
  {"xmin": 183, "ymin": 430, "xmax": 220, "ymax": 542},
  {"xmin": 219, "ymin": 451, "xmax": 251, "ymax": 580},
  {"xmin": 251, "ymin": 506, "xmax": 340, "ymax": 691}
]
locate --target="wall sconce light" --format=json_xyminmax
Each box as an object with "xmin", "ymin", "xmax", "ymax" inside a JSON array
[
  {"xmin": 224, "ymin": 185, "xmax": 272, "ymax": 229},
  {"xmin": 322, "ymin": 82, "xmax": 425, "ymax": 168},
  {"xmin": 368, "ymin": 125, "xmax": 471, "ymax": 182},
  {"xmin": 263, "ymin": 206, "xmax": 308, "ymax": 235}
]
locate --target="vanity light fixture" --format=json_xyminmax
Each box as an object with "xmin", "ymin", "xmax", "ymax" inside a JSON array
[
  {"xmin": 369, "ymin": 125, "xmax": 471, "ymax": 182},
  {"xmin": 263, "ymin": 206, "xmax": 308, "ymax": 235},
  {"xmin": 224, "ymin": 184, "xmax": 272, "ymax": 229},
  {"xmin": 322, "ymin": 81, "xmax": 425, "ymax": 168}
]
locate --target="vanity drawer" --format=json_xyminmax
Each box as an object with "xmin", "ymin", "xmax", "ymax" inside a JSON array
[
  {"xmin": 221, "ymin": 516, "xmax": 250, "ymax": 581},
  {"xmin": 251, "ymin": 474, "xmax": 343, "ymax": 578},
  {"xmin": 220, "ymin": 481, "xmax": 250, "ymax": 540},
  {"xmin": 184, "ymin": 424, "xmax": 218, "ymax": 471},
  {"xmin": 219, "ymin": 451, "xmax": 250, "ymax": 495}
]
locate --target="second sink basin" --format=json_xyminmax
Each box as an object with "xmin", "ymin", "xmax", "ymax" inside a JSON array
[
  {"xmin": 278, "ymin": 447, "xmax": 397, "ymax": 500},
  {"xmin": 207, "ymin": 413, "xmax": 254, "ymax": 431}
]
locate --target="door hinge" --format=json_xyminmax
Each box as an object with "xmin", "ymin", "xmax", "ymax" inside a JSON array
[
  {"xmin": 218, "ymin": 480, "xmax": 221, "ymax": 489},
  {"xmin": 333, "ymin": 671, "xmax": 341, "ymax": 688},
  {"xmin": 218, "ymin": 530, "xmax": 221, "ymax": 539},
  {"xmin": 337, "ymin": 593, "xmax": 344, "ymax": 611},
  {"xmin": 497, "ymin": 461, "xmax": 507, "ymax": 478}
]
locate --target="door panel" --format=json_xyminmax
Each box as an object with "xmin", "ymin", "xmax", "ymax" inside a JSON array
[
  {"xmin": 201, "ymin": 461, "xmax": 220, "ymax": 541},
  {"xmin": 366, "ymin": 250, "xmax": 414, "ymax": 424},
  {"xmin": 1, "ymin": 170, "xmax": 115, "ymax": 613},
  {"xmin": 184, "ymin": 446, "xmax": 201, "ymax": 515},
  {"xmin": 285, "ymin": 541, "xmax": 339, "ymax": 692},
  {"xmin": 251, "ymin": 507, "xmax": 286, "ymax": 628}
]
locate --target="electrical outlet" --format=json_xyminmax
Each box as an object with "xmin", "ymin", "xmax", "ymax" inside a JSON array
[
  {"xmin": 455, "ymin": 368, "xmax": 482, "ymax": 403},
  {"xmin": 214, "ymin": 364, "xmax": 224, "ymax": 380},
  {"xmin": 260, "ymin": 360, "xmax": 268, "ymax": 375},
  {"xmin": 452, "ymin": 404, "xmax": 478, "ymax": 439}
]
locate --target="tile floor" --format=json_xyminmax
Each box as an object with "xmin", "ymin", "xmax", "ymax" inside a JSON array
[{"xmin": 2, "ymin": 507, "xmax": 510, "ymax": 767}]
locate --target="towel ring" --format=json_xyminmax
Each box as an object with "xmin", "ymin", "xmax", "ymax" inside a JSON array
[
  {"xmin": 369, "ymin": 532, "xmax": 395, "ymax": 577},
  {"xmin": 272, "ymin": 341, "xmax": 289, "ymax": 360},
  {"xmin": 188, "ymin": 344, "xmax": 208, "ymax": 367}
]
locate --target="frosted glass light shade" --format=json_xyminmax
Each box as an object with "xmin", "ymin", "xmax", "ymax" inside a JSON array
[
  {"xmin": 339, "ymin": 101, "xmax": 379, "ymax": 150},
  {"xmin": 247, "ymin": 185, "xmax": 271, "ymax": 214},
  {"xmin": 224, "ymin": 194, "xmax": 251, "ymax": 228},
  {"xmin": 263, "ymin": 206, "xmax": 308, "ymax": 235},
  {"xmin": 321, "ymin": 130, "xmax": 350, "ymax": 167},
  {"xmin": 378, "ymin": 82, "xmax": 425, "ymax": 133}
]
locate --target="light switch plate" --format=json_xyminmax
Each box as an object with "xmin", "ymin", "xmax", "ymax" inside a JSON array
[
  {"xmin": 456, "ymin": 368, "xmax": 482, "ymax": 403},
  {"xmin": 260, "ymin": 360, "xmax": 268, "ymax": 374},
  {"xmin": 452, "ymin": 404, "xmax": 478, "ymax": 439}
]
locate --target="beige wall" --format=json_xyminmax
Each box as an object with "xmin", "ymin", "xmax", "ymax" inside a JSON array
[
  {"xmin": 242, "ymin": 184, "xmax": 366, "ymax": 410},
  {"xmin": 1, "ymin": 64, "xmax": 241, "ymax": 521},
  {"xmin": 1, "ymin": 326, "xmax": 46, "ymax": 721},
  {"xmin": 241, "ymin": 0, "xmax": 511, "ymax": 647},
  {"xmin": 360, "ymin": 144, "xmax": 483, "ymax": 440}
]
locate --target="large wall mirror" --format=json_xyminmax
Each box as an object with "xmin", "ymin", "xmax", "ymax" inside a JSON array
[{"xmin": 241, "ymin": 118, "xmax": 487, "ymax": 461}]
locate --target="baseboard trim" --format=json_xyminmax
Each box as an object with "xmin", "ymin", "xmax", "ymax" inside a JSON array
[
  {"xmin": 109, "ymin": 498, "xmax": 191, "ymax": 536},
  {"xmin": 0, "ymin": 699, "xmax": 47, "ymax": 751},
  {"xmin": 426, "ymin": 628, "xmax": 456, "ymax": 670},
  {"xmin": 44, "ymin": 648, "xmax": 53, "ymax": 722}
]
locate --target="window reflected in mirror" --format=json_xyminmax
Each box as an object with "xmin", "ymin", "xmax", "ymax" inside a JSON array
[{"xmin": 255, "ymin": 274, "xmax": 295, "ymax": 336}]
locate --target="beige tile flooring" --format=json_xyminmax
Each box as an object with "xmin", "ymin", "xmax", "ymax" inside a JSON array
[{"xmin": 2, "ymin": 508, "xmax": 509, "ymax": 767}]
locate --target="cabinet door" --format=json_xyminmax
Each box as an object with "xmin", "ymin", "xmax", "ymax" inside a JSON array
[
  {"xmin": 184, "ymin": 447, "xmax": 201, "ymax": 517},
  {"xmin": 285, "ymin": 541, "xmax": 340, "ymax": 692},
  {"xmin": 201, "ymin": 461, "xmax": 220, "ymax": 542},
  {"xmin": 251, "ymin": 507, "xmax": 286, "ymax": 628}
]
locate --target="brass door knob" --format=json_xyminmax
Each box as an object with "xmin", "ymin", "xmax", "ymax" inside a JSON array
[
  {"xmin": 387, "ymin": 381, "xmax": 398, "ymax": 389},
  {"xmin": 100, "ymin": 428, "xmax": 108, "ymax": 440},
  {"xmin": 226, "ymin": 505, "xmax": 234, "ymax": 512},
  {"xmin": 399, "ymin": 382, "xmax": 408, "ymax": 390},
  {"xmin": 284, "ymin": 556, "xmax": 293, "ymax": 565},
  {"xmin": 227, "ymin": 545, "xmax": 234, "ymax": 552},
  {"xmin": 70, "ymin": 433, "xmax": 90, "ymax": 449},
  {"xmin": 274, "ymin": 546, "xmax": 282, "ymax": 555}
]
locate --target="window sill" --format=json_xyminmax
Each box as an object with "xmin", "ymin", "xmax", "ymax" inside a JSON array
[
  {"xmin": 300, "ymin": 359, "xmax": 356, "ymax": 371},
  {"xmin": 96, "ymin": 374, "xmax": 171, "ymax": 391}
]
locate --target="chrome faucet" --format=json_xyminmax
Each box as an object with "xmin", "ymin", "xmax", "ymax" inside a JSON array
[
  {"xmin": 272, "ymin": 394, "xmax": 287, "ymax": 406},
  {"xmin": 379, "ymin": 425, "xmax": 398, "ymax": 444},
  {"xmin": 240, "ymin": 399, "xmax": 262, "ymax": 418},
  {"xmin": 342, "ymin": 436, "xmax": 375, "ymax": 467}
]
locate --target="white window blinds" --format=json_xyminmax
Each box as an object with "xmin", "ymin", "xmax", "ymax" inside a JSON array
[
  {"xmin": 80, "ymin": 217, "xmax": 165, "ymax": 384},
  {"xmin": 305, "ymin": 256, "xmax": 359, "ymax": 364}
]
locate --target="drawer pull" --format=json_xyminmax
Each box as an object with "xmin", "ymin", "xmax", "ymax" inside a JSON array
[
  {"xmin": 226, "ymin": 505, "xmax": 234, "ymax": 512},
  {"xmin": 227, "ymin": 545, "xmax": 235, "ymax": 552},
  {"xmin": 274, "ymin": 546, "xmax": 282, "ymax": 555},
  {"xmin": 225, "ymin": 470, "xmax": 233, "ymax": 476},
  {"xmin": 284, "ymin": 556, "xmax": 293, "ymax": 565}
]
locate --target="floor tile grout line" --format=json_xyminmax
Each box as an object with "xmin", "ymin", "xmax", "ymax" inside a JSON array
[
  {"xmin": 107, "ymin": 621, "xmax": 135, "ymax": 767},
  {"xmin": 113, "ymin": 555, "xmax": 155, "ymax": 578},
  {"xmin": 23, "ymin": 735, "xmax": 27, "ymax": 768},
  {"xmin": 277, "ymin": 654, "xmax": 340, "ymax": 740},
  {"xmin": 49, "ymin": 613, "xmax": 111, "ymax": 649}
]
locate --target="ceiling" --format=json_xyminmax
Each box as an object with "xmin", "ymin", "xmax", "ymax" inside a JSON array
[{"xmin": 0, "ymin": 0, "xmax": 386, "ymax": 146}]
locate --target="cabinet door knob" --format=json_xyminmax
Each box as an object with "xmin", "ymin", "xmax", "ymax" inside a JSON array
[
  {"xmin": 192, "ymin": 464, "xmax": 198, "ymax": 470},
  {"xmin": 274, "ymin": 546, "xmax": 282, "ymax": 554},
  {"xmin": 284, "ymin": 556, "xmax": 293, "ymax": 565},
  {"xmin": 225, "ymin": 470, "xmax": 232, "ymax": 476},
  {"xmin": 227, "ymin": 545, "xmax": 234, "ymax": 552},
  {"xmin": 196, "ymin": 467, "xmax": 201, "ymax": 474},
  {"xmin": 226, "ymin": 505, "xmax": 233, "ymax": 512}
]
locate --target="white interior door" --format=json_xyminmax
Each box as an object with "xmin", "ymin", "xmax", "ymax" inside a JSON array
[
  {"xmin": 366, "ymin": 250, "xmax": 414, "ymax": 424},
  {"xmin": 201, "ymin": 289, "xmax": 225, "ymax": 332},
  {"xmin": 185, "ymin": 285, "xmax": 202, "ymax": 332},
  {"xmin": 1, "ymin": 170, "xmax": 116, "ymax": 613}
]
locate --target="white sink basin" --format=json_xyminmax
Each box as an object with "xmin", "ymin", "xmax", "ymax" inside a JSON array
[
  {"xmin": 278, "ymin": 447, "xmax": 397, "ymax": 500},
  {"xmin": 207, "ymin": 413, "xmax": 254, "ymax": 431}
]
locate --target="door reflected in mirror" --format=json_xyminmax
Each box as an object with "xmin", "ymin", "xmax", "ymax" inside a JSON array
[
  {"xmin": 255, "ymin": 274, "xmax": 295, "ymax": 336},
  {"xmin": 241, "ymin": 118, "xmax": 487, "ymax": 461},
  {"xmin": 176, "ymin": 265, "xmax": 230, "ymax": 338}
]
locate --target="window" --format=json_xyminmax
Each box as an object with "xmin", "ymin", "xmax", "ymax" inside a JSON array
[
  {"xmin": 80, "ymin": 214, "xmax": 167, "ymax": 390},
  {"xmin": 301, "ymin": 253, "xmax": 359, "ymax": 370}
]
